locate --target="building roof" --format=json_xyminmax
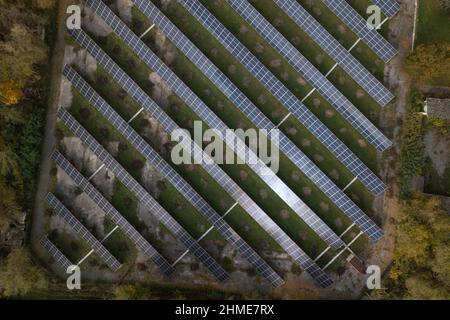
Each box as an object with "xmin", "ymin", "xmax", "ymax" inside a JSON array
[{"xmin": 425, "ymin": 98, "xmax": 450, "ymax": 120}]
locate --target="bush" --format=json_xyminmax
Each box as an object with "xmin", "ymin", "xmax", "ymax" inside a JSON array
[
  {"xmin": 16, "ymin": 105, "xmax": 44, "ymax": 195},
  {"xmin": 399, "ymin": 114, "xmax": 425, "ymax": 197}
]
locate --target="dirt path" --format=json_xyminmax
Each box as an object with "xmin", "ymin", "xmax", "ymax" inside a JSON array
[
  {"xmin": 29, "ymin": 0, "xmax": 71, "ymax": 252},
  {"xmin": 367, "ymin": 0, "xmax": 417, "ymax": 285}
]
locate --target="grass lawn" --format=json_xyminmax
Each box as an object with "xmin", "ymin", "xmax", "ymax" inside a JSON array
[{"xmin": 416, "ymin": 0, "xmax": 450, "ymax": 44}]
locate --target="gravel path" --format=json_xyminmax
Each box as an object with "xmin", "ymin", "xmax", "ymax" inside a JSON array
[{"xmin": 30, "ymin": 0, "xmax": 71, "ymax": 251}]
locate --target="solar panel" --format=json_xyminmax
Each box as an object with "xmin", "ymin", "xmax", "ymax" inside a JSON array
[
  {"xmin": 84, "ymin": 1, "xmax": 343, "ymax": 250},
  {"xmin": 57, "ymin": 109, "xmax": 229, "ymax": 282},
  {"xmin": 67, "ymin": 26, "xmax": 333, "ymax": 287},
  {"xmin": 274, "ymin": 0, "xmax": 393, "ymax": 106},
  {"xmin": 46, "ymin": 192, "xmax": 122, "ymax": 271},
  {"xmin": 179, "ymin": 1, "xmax": 390, "ymax": 196},
  {"xmin": 40, "ymin": 235, "xmax": 73, "ymax": 272},
  {"xmin": 64, "ymin": 65, "xmax": 284, "ymax": 287},
  {"xmin": 51, "ymin": 150, "xmax": 174, "ymax": 276},
  {"xmin": 322, "ymin": 0, "xmax": 397, "ymax": 62},
  {"xmin": 372, "ymin": 0, "xmax": 400, "ymax": 17},
  {"xmin": 136, "ymin": 0, "xmax": 384, "ymax": 241}
]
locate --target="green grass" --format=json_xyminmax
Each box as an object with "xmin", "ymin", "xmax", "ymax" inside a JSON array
[
  {"xmin": 47, "ymin": 227, "xmax": 90, "ymax": 264},
  {"xmin": 416, "ymin": 0, "xmax": 450, "ymax": 44},
  {"xmin": 101, "ymin": 217, "xmax": 138, "ymax": 271}
]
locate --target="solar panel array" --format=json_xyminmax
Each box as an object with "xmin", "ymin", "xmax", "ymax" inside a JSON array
[
  {"xmin": 179, "ymin": 0, "xmax": 384, "ymax": 241},
  {"xmin": 228, "ymin": 0, "xmax": 394, "ymax": 107},
  {"xmin": 46, "ymin": 192, "xmax": 122, "ymax": 271},
  {"xmin": 68, "ymin": 27, "xmax": 333, "ymax": 287},
  {"xmin": 322, "ymin": 0, "xmax": 397, "ymax": 62},
  {"xmin": 372, "ymin": 0, "xmax": 401, "ymax": 17},
  {"xmin": 84, "ymin": 1, "xmax": 343, "ymax": 250},
  {"xmin": 51, "ymin": 150, "xmax": 174, "ymax": 276},
  {"xmin": 64, "ymin": 65, "xmax": 284, "ymax": 287},
  {"xmin": 182, "ymin": 3, "xmax": 390, "ymax": 194},
  {"xmin": 274, "ymin": 0, "xmax": 393, "ymax": 106},
  {"xmin": 40, "ymin": 235, "xmax": 73, "ymax": 272},
  {"xmin": 57, "ymin": 108, "xmax": 229, "ymax": 281}
]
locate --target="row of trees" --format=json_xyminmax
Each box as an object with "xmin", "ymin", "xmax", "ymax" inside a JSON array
[
  {"xmin": 0, "ymin": 0, "xmax": 56, "ymax": 297},
  {"xmin": 0, "ymin": 0, "xmax": 55, "ymax": 225}
]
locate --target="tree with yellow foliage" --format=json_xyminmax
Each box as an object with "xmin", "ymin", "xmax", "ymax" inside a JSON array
[{"xmin": 0, "ymin": 80, "xmax": 24, "ymax": 106}]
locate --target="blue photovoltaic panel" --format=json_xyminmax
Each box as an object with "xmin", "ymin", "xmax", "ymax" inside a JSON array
[
  {"xmin": 322, "ymin": 0, "xmax": 397, "ymax": 62},
  {"xmin": 85, "ymin": 0, "xmax": 343, "ymax": 250},
  {"xmin": 47, "ymin": 192, "xmax": 122, "ymax": 271},
  {"xmin": 57, "ymin": 108, "xmax": 229, "ymax": 282},
  {"xmin": 51, "ymin": 150, "xmax": 174, "ymax": 276},
  {"xmin": 372, "ymin": 0, "xmax": 400, "ymax": 17},
  {"xmin": 227, "ymin": 0, "xmax": 394, "ymax": 107},
  {"xmin": 68, "ymin": 25, "xmax": 333, "ymax": 287},
  {"xmin": 40, "ymin": 236, "xmax": 73, "ymax": 272},
  {"xmin": 64, "ymin": 65, "xmax": 284, "ymax": 287},
  {"xmin": 174, "ymin": 0, "xmax": 384, "ymax": 240},
  {"xmin": 274, "ymin": 0, "xmax": 393, "ymax": 106}
]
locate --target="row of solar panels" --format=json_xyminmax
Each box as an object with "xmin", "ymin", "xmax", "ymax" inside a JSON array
[
  {"xmin": 85, "ymin": 0, "xmax": 343, "ymax": 249},
  {"xmin": 274, "ymin": 0, "xmax": 393, "ymax": 107},
  {"xmin": 40, "ymin": 235, "xmax": 73, "ymax": 272},
  {"xmin": 47, "ymin": 192, "xmax": 122, "ymax": 271},
  {"xmin": 63, "ymin": 65, "xmax": 285, "ymax": 287},
  {"xmin": 172, "ymin": 0, "xmax": 383, "ymax": 239},
  {"xmin": 372, "ymin": 0, "xmax": 401, "ymax": 17},
  {"xmin": 65, "ymin": 25, "xmax": 334, "ymax": 287},
  {"xmin": 322, "ymin": 0, "xmax": 398, "ymax": 63}
]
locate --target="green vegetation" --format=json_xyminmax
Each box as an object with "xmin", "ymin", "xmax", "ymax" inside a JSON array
[
  {"xmin": 0, "ymin": 247, "xmax": 48, "ymax": 298},
  {"xmin": 397, "ymin": 90, "xmax": 426, "ymax": 198},
  {"xmin": 374, "ymin": 194, "xmax": 450, "ymax": 299},
  {"xmin": 406, "ymin": 43, "xmax": 450, "ymax": 86},
  {"xmin": 416, "ymin": 0, "xmax": 450, "ymax": 45},
  {"xmin": 399, "ymin": 114, "xmax": 425, "ymax": 198},
  {"xmin": 0, "ymin": 1, "xmax": 55, "ymax": 235}
]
